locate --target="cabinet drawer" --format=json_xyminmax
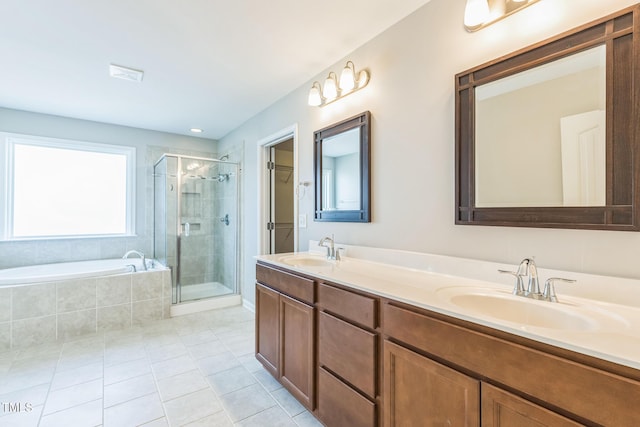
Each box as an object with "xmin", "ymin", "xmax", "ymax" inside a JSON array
[
  {"xmin": 318, "ymin": 367, "xmax": 376, "ymax": 427},
  {"xmin": 256, "ymin": 263, "xmax": 314, "ymax": 304},
  {"xmin": 319, "ymin": 311, "xmax": 377, "ymax": 398},
  {"xmin": 318, "ymin": 282, "xmax": 377, "ymax": 328}
]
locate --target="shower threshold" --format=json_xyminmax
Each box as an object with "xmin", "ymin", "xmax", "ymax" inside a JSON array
[
  {"xmin": 180, "ymin": 281, "xmax": 235, "ymax": 301},
  {"xmin": 171, "ymin": 282, "xmax": 241, "ymax": 317}
]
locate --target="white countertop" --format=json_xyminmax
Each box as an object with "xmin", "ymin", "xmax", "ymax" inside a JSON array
[{"xmin": 256, "ymin": 248, "xmax": 640, "ymax": 371}]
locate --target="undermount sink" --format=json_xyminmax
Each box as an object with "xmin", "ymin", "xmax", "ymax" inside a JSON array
[
  {"xmin": 278, "ymin": 254, "xmax": 335, "ymax": 268},
  {"xmin": 437, "ymin": 287, "xmax": 600, "ymax": 331},
  {"xmin": 452, "ymin": 293, "xmax": 596, "ymax": 330}
]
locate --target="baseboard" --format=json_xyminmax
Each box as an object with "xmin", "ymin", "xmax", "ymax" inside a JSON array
[{"xmin": 242, "ymin": 299, "xmax": 255, "ymax": 313}]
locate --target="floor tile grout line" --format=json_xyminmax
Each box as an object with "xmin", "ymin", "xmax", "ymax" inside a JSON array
[
  {"xmin": 0, "ymin": 307, "xmax": 306, "ymax": 427},
  {"xmin": 37, "ymin": 331, "xmax": 64, "ymax": 426},
  {"xmin": 38, "ymin": 397, "xmax": 103, "ymax": 421},
  {"xmin": 142, "ymin": 320, "xmax": 174, "ymax": 427},
  {"xmin": 96, "ymin": 334, "xmax": 107, "ymax": 426},
  {"xmin": 101, "ymin": 331, "xmax": 105, "ymax": 427},
  {"xmin": 167, "ymin": 321, "xmax": 260, "ymax": 425},
  {"xmin": 37, "ymin": 330, "xmax": 107, "ymax": 425}
]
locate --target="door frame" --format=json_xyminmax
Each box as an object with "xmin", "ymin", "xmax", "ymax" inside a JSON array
[{"xmin": 257, "ymin": 124, "xmax": 299, "ymax": 255}]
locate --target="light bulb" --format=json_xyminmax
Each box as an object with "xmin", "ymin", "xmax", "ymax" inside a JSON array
[
  {"xmin": 464, "ymin": 0, "xmax": 490, "ymax": 27},
  {"xmin": 308, "ymin": 83, "xmax": 322, "ymax": 106},
  {"xmin": 322, "ymin": 73, "xmax": 338, "ymax": 100},
  {"xmin": 339, "ymin": 62, "xmax": 356, "ymax": 92}
]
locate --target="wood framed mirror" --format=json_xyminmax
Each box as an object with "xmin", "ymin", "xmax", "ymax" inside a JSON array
[
  {"xmin": 314, "ymin": 111, "xmax": 371, "ymax": 222},
  {"xmin": 455, "ymin": 5, "xmax": 640, "ymax": 231}
]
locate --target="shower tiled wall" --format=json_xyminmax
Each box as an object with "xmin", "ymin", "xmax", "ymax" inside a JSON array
[
  {"xmin": 179, "ymin": 174, "xmax": 214, "ymax": 287},
  {"xmin": 0, "ymin": 268, "xmax": 171, "ymax": 351},
  {"xmin": 212, "ymin": 161, "xmax": 239, "ymax": 293}
]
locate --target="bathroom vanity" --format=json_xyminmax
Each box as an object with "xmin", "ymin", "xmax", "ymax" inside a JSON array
[{"xmin": 255, "ymin": 249, "xmax": 640, "ymax": 426}]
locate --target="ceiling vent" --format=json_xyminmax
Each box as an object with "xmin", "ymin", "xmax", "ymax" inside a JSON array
[{"xmin": 109, "ymin": 64, "xmax": 144, "ymax": 83}]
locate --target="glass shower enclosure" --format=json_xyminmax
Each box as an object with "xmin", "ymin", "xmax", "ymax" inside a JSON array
[{"xmin": 154, "ymin": 154, "xmax": 239, "ymax": 303}]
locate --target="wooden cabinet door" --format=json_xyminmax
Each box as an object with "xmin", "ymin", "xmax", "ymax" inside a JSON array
[
  {"xmin": 384, "ymin": 340, "xmax": 480, "ymax": 427},
  {"xmin": 255, "ymin": 283, "xmax": 279, "ymax": 377},
  {"xmin": 481, "ymin": 383, "xmax": 583, "ymax": 427},
  {"xmin": 280, "ymin": 293, "xmax": 315, "ymax": 410}
]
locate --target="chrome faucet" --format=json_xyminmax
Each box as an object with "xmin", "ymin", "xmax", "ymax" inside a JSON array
[
  {"xmin": 499, "ymin": 257, "xmax": 575, "ymax": 303},
  {"xmin": 123, "ymin": 250, "xmax": 147, "ymax": 271},
  {"xmin": 521, "ymin": 258, "xmax": 542, "ymax": 300},
  {"xmin": 542, "ymin": 277, "xmax": 576, "ymax": 302},
  {"xmin": 498, "ymin": 261, "xmax": 527, "ymax": 296},
  {"xmin": 318, "ymin": 235, "xmax": 341, "ymax": 260}
]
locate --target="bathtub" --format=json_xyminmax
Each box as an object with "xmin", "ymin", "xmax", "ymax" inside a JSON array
[
  {"xmin": 0, "ymin": 258, "xmax": 172, "ymax": 351},
  {"xmin": 0, "ymin": 258, "xmax": 150, "ymax": 286}
]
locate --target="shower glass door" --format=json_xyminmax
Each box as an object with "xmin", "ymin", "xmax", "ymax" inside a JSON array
[
  {"xmin": 154, "ymin": 154, "xmax": 239, "ymax": 304},
  {"xmin": 178, "ymin": 157, "xmax": 238, "ymax": 302}
]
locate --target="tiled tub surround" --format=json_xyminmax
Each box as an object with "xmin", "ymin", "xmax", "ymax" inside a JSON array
[{"xmin": 0, "ymin": 262, "xmax": 171, "ymax": 351}]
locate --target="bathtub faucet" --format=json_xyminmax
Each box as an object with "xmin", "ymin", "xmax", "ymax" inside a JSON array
[{"xmin": 123, "ymin": 250, "xmax": 147, "ymax": 271}]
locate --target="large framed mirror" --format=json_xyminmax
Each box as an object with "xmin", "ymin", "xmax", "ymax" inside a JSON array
[
  {"xmin": 314, "ymin": 111, "xmax": 371, "ymax": 222},
  {"xmin": 456, "ymin": 5, "xmax": 640, "ymax": 231}
]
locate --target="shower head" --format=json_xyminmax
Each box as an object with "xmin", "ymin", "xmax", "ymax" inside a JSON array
[{"xmin": 218, "ymin": 154, "xmax": 229, "ymax": 161}]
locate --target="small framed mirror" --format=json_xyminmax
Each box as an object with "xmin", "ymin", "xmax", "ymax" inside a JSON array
[
  {"xmin": 455, "ymin": 5, "xmax": 640, "ymax": 231},
  {"xmin": 314, "ymin": 111, "xmax": 371, "ymax": 222}
]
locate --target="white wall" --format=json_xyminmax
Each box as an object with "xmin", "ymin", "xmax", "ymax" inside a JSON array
[
  {"xmin": 219, "ymin": 0, "xmax": 640, "ymax": 306},
  {"xmin": 0, "ymin": 107, "xmax": 217, "ymax": 268}
]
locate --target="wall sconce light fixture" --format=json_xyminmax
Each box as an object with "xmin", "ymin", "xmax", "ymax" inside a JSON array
[
  {"xmin": 464, "ymin": 0, "xmax": 539, "ymax": 32},
  {"xmin": 308, "ymin": 61, "xmax": 370, "ymax": 107}
]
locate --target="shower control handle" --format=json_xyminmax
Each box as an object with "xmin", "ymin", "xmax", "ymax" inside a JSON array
[
  {"xmin": 220, "ymin": 215, "xmax": 230, "ymax": 226},
  {"xmin": 184, "ymin": 222, "xmax": 190, "ymax": 237}
]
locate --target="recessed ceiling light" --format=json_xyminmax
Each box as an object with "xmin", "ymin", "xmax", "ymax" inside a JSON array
[
  {"xmin": 109, "ymin": 64, "xmax": 144, "ymax": 83},
  {"xmin": 190, "ymin": 128, "xmax": 203, "ymax": 133}
]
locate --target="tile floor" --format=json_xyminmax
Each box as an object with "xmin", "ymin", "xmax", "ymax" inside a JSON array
[{"xmin": 0, "ymin": 305, "xmax": 324, "ymax": 427}]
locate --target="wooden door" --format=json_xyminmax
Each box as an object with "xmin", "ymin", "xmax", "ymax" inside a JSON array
[
  {"xmin": 384, "ymin": 340, "xmax": 480, "ymax": 427},
  {"xmin": 560, "ymin": 110, "xmax": 606, "ymax": 206},
  {"xmin": 280, "ymin": 293, "xmax": 315, "ymax": 409},
  {"xmin": 255, "ymin": 283, "xmax": 279, "ymax": 377},
  {"xmin": 481, "ymin": 383, "xmax": 583, "ymax": 427}
]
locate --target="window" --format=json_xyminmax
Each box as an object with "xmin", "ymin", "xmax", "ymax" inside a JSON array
[{"xmin": 2, "ymin": 134, "xmax": 135, "ymax": 240}]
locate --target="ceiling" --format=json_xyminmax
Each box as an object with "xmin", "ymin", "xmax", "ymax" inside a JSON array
[{"xmin": 0, "ymin": 0, "xmax": 432, "ymax": 140}]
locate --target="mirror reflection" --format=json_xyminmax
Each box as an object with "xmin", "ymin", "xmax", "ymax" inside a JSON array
[
  {"xmin": 314, "ymin": 111, "xmax": 370, "ymax": 222},
  {"xmin": 321, "ymin": 128, "xmax": 361, "ymax": 211},
  {"xmin": 475, "ymin": 45, "xmax": 606, "ymax": 208}
]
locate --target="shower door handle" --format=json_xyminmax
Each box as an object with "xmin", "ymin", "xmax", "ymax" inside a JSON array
[{"xmin": 184, "ymin": 222, "xmax": 190, "ymax": 237}]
